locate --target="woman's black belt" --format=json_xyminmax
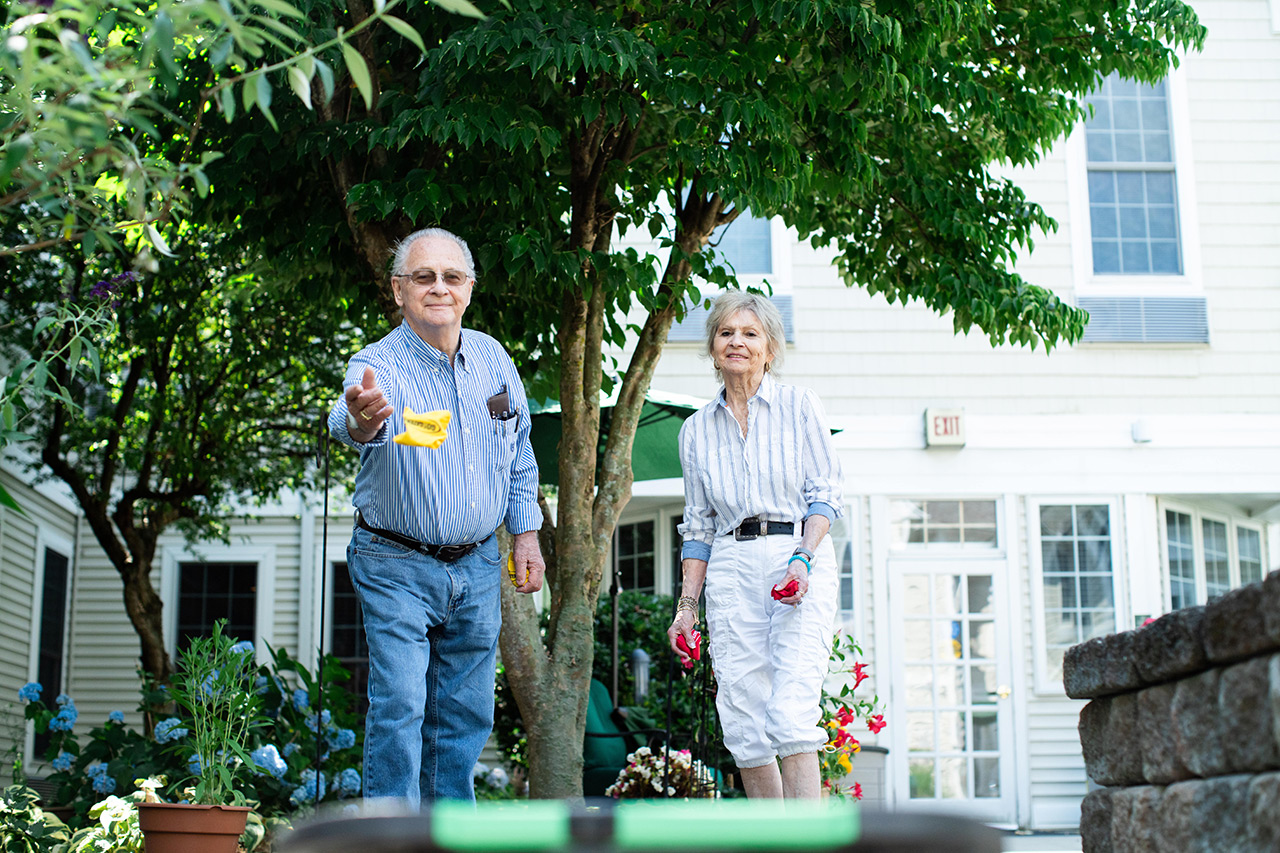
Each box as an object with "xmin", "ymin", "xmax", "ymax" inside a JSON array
[
  {"xmin": 356, "ymin": 511, "xmax": 492, "ymax": 563},
  {"xmin": 733, "ymin": 516, "xmax": 798, "ymax": 541}
]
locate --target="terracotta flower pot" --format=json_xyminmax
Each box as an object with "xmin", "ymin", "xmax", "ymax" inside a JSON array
[{"xmin": 137, "ymin": 802, "xmax": 251, "ymax": 853}]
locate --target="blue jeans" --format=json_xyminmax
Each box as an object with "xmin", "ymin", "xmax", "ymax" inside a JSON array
[{"xmin": 346, "ymin": 525, "xmax": 502, "ymax": 805}]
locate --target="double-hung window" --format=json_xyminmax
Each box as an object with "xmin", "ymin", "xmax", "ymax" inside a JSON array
[
  {"xmin": 668, "ymin": 211, "xmax": 794, "ymax": 342},
  {"xmin": 1085, "ymin": 76, "xmax": 1182, "ymax": 276},
  {"xmin": 1074, "ymin": 71, "xmax": 1207, "ymax": 344}
]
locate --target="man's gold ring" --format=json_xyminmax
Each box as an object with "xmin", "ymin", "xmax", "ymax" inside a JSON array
[{"xmin": 359, "ymin": 411, "xmax": 372, "ymax": 421}]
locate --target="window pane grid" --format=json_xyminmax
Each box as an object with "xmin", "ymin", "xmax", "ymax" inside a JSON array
[
  {"xmin": 1202, "ymin": 519, "xmax": 1230, "ymax": 600},
  {"xmin": 1238, "ymin": 528, "xmax": 1263, "ymax": 585},
  {"xmin": 1039, "ymin": 505, "xmax": 1115, "ymax": 685},
  {"xmin": 711, "ymin": 212, "xmax": 772, "ymax": 275},
  {"xmin": 1085, "ymin": 74, "xmax": 1182, "ymax": 276},
  {"xmin": 331, "ymin": 562, "xmax": 370, "ymax": 716},
  {"xmin": 177, "ymin": 561, "xmax": 257, "ymax": 647},
  {"xmin": 614, "ymin": 520, "xmax": 656, "ymax": 593},
  {"xmin": 1165, "ymin": 510, "xmax": 1197, "ymax": 610},
  {"xmin": 891, "ymin": 500, "xmax": 998, "ymax": 548},
  {"xmin": 902, "ymin": 570, "xmax": 1000, "ymax": 801}
]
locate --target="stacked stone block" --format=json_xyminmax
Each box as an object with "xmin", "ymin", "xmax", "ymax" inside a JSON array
[{"xmin": 1064, "ymin": 569, "xmax": 1280, "ymax": 853}]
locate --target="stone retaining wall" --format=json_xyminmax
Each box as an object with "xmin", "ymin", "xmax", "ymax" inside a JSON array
[{"xmin": 1063, "ymin": 569, "xmax": 1280, "ymax": 853}]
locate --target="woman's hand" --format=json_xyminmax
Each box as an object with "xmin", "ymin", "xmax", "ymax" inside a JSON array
[
  {"xmin": 668, "ymin": 611, "xmax": 699, "ymax": 665},
  {"xmin": 774, "ymin": 557, "xmax": 810, "ymax": 606}
]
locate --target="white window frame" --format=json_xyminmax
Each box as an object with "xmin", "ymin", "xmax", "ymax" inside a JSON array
[
  {"xmin": 886, "ymin": 497, "xmax": 1004, "ymax": 554},
  {"xmin": 25, "ymin": 526, "xmax": 75, "ymax": 767},
  {"xmin": 1157, "ymin": 500, "xmax": 1270, "ymax": 610},
  {"xmin": 1235, "ymin": 522, "xmax": 1267, "ymax": 585},
  {"xmin": 161, "ymin": 544, "xmax": 276, "ymax": 664},
  {"xmin": 610, "ymin": 512, "xmax": 661, "ymax": 596},
  {"xmin": 831, "ymin": 497, "xmax": 865, "ymax": 645},
  {"xmin": 1026, "ymin": 496, "xmax": 1126, "ymax": 695},
  {"xmin": 1066, "ymin": 64, "xmax": 1202, "ymax": 295}
]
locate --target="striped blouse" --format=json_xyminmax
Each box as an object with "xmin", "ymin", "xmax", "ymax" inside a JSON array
[
  {"xmin": 327, "ymin": 323, "xmax": 541, "ymax": 545},
  {"xmin": 678, "ymin": 373, "xmax": 843, "ymax": 562}
]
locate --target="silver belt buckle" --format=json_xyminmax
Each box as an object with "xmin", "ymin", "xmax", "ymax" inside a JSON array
[{"xmin": 735, "ymin": 516, "xmax": 762, "ymax": 541}]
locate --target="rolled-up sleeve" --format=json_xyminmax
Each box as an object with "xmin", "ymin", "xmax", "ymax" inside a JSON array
[
  {"xmin": 328, "ymin": 357, "xmax": 390, "ymax": 449},
  {"xmin": 677, "ymin": 418, "xmax": 716, "ymax": 562},
  {"xmin": 503, "ymin": 371, "xmax": 542, "ymax": 535},
  {"xmin": 799, "ymin": 389, "xmax": 843, "ymax": 520}
]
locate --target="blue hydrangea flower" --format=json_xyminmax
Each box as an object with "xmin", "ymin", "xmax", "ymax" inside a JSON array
[
  {"xmin": 250, "ymin": 744, "xmax": 288, "ymax": 780},
  {"xmin": 254, "ymin": 676, "xmax": 270, "ymax": 696},
  {"xmin": 92, "ymin": 772, "xmax": 117, "ymax": 794},
  {"xmin": 326, "ymin": 728, "xmax": 356, "ymax": 752},
  {"xmin": 18, "ymin": 682, "xmax": 41, "ymax": 702},
  {"xmin": 154, "ymin": 718, "xmax": 188, "ymax": 744},
  {"xmin": 188, "ymin": 753, "xmax": 203, "ymax": 776},
  {"xmin": 51, "ymin": 751, "xmax": 73, "ymax": 772},
  {"xmin": 486, "ymin": 766, "xmax": 509, "ymax": 789},
  {"xmin": 55, "ymin": 694, "xmax": 74, "ymax": 708},
  {"xmin": 332, "ymin": 768, "xmax": 361, "ymax": 799},
  {"xmin": 290, "ymin": 769, "xmax": 327, "ymax": 806},
  {"xmin": 292, "ymin": 688, "xmax": 310, "ymax": 712},
  {"xmin": 229, "ymin": 640, "xmax": 255, "ymax": 656},
  {"xmin": 283, "ymin": 743, "xmax": 300, "ymax": 757},
  {"xmin": 48, "ymin": 705, "xmax": 77, "ymax": 732},
  {"xmin": 304, "ymin": 709, "xmax": 331, "ymax": 733},
  {"xmin": 107, "ymin": 710, "xmax": 125, "ymax": 724}
]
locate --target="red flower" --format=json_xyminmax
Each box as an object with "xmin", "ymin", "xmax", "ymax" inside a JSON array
[
  {"xmin": 850, "ymin": 662, "xmax": 869, "ymax": 690},
  {"xmin": 867, "ymin": 714, "xmax": 886, "ymax": 734},
  {"xmin": 836, "ymin": 706, "xmax": 855, "ymax": 726},
  {"xmin": 834, "ymin": 729, "xmax": 850, "ymax": 748},
  {"xmin": 852, "ymin": 782, "xmax": 863, "ymax": 800}
]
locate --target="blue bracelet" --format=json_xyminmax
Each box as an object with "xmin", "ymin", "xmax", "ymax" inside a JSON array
[{"xmin": 788, "ymin": 554, "xmax": 812, "ymax": 574}]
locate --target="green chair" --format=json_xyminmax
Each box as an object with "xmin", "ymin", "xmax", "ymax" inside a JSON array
[{"xmin": 582, "ymin": 678, "xmax": 666, "ymax": 796}]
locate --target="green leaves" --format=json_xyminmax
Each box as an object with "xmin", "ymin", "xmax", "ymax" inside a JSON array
[{"xmin": 340, "ymin": 41, "xmax": 374, "ymax": 110}]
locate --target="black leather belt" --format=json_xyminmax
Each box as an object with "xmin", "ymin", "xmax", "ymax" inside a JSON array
[
  {"xmin": 733, "ymin": 516, "xmax": 798, "ymax": 541},
  {"xmin": 356, "ymin": 512, "xmax": 492, "ymax": 563}
]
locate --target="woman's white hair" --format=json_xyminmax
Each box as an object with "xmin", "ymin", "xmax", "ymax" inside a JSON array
[
  {"xmin": 391, "ymin": 228, "xmax": 476, "ymax": 281},
  {"xmin": 703, "ymin": 291, "xmax": 785, "ymax": 376}
]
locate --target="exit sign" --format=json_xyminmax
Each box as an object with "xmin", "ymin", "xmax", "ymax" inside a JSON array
[{"xmin": 925, "ymin": 408, "xmax": 965, "ymax": 447}]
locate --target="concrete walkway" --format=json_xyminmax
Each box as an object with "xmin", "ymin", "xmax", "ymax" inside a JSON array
[{"xmin": 1002, "ymin": 833, "xmax": 1083, "ymax": 852}]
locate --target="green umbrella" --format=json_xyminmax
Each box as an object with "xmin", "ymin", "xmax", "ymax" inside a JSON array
[{"xmin": 528, "ymin": 389, "xmax": 709, "ymax": 486}]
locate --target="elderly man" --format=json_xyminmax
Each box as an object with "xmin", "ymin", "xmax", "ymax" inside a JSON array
[{"xmin": 329, "ymin": 227, "xmax": 545, "ymax": 805}]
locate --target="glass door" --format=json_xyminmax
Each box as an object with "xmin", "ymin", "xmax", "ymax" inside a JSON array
[{"xmin": 887, "ymin": 557, "xmax": 1015, "ymax": 823}]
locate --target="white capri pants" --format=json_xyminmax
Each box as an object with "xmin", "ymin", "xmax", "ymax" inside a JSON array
[{"xmin": 704, "ymin": 528, "xmax": 838, "ymax": 769}]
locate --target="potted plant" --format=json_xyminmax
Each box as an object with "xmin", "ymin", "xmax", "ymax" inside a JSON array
[{"xmin": 137, "ymin": 620, "xmax": 263, "ymax": 853}]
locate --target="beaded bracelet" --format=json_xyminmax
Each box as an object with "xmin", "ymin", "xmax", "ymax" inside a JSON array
[
  {"xmin": 788, "ymin": 554, "xmax": 812, "ymax": 574},
  {"xmin": 676, "ymin": 595, "xmax": 699, "ymax": 614}
]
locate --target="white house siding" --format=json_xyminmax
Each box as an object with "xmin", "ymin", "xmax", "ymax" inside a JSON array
[
  {"xmin": 0, "ymin": 466, "xmax": 80, "ymax": 769},
  {"xmin": 616, "ymin": 0, "xmax": 1280, "ymax": 829},
  {"xmin": 58, "ymin": 510, "xmax": 310, "ymax": 740}
]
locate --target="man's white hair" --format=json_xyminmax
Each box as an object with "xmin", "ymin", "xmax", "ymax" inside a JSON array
[{"xmin": 392, "ymin": 228, "xmax": 476, "ymax": 281}]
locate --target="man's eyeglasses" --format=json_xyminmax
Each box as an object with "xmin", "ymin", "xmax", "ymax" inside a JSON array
[{"xmin": 394, "ymin": 269, "xmax": 469, "ymax": 287}]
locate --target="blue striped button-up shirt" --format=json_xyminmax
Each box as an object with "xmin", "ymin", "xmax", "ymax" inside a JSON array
[
  {"xmin": 678, "ymin": 374, "xmax": 843, "ymax": 562},
  {"xmin": 327, "ymin": 323, "xmax": 541, "ymax": 544}
]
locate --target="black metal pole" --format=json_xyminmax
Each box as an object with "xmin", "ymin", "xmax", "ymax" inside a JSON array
[{"xmin": 314, "ymin": 422, "xmax": 331, "ymax": 806}]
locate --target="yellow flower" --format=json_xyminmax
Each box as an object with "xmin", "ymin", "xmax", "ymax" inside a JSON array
[{"xmin": 837, "ymin": 754, "xmax": 852, "ymax": 774}]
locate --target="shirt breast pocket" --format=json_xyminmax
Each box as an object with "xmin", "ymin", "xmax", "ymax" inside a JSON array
[
  {"xmin": 767, "ymin": 443, "xmax": 801, "ymax": 496},
  {"xmin": 492, "ymin": 416, "xmax": 519, "ymax": 471}
]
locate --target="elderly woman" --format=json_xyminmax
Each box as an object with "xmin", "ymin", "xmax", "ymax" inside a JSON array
[{"xmin": 667, "ymin": 291, "xmax": 843, "ymax": 800}]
